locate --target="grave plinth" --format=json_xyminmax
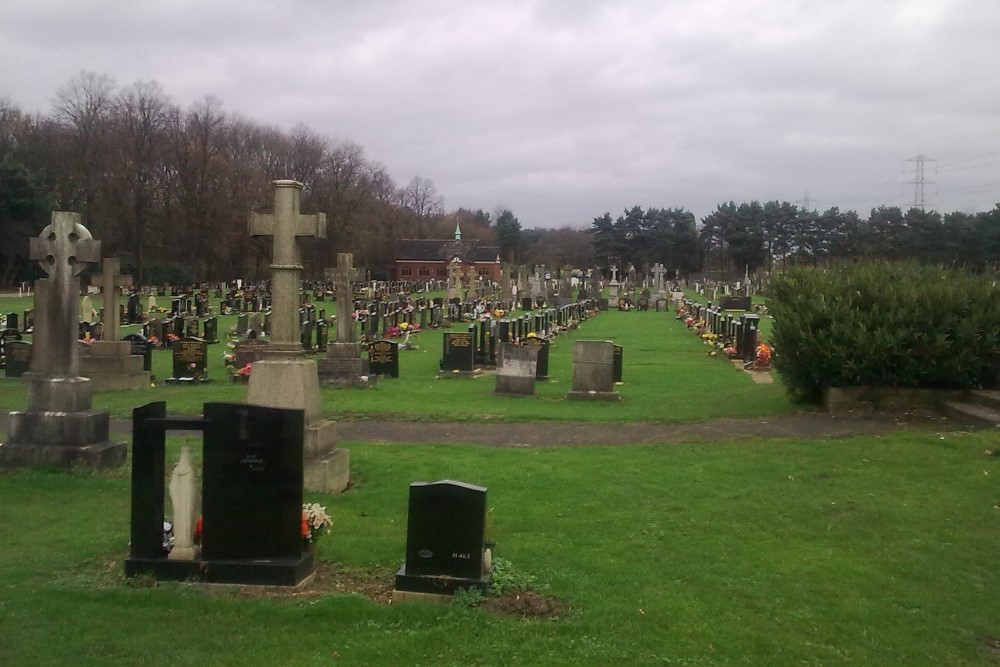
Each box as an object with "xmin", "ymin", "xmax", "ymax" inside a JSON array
[
  {"xmin": 317, "ymin": 342, "xmax": 375, "ymax": 388},
  {"xmin": 78, "ymin": 340, "xmax": 150, "ymax": 390},
  {"xmin": 0, "ymin": 214, "xmax": 126, "ymax": 469}
]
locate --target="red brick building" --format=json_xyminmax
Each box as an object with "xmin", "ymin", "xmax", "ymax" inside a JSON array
[{"xmin": 392, "ymin": 225, "xmax": 501, "ymax": 283}]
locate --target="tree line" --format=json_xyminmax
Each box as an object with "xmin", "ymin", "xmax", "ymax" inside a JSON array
[
  {"xmin": 590, "ymin": 200, "xmax": 1000, "ymax": 279},
  {"xmin": 0, "ymin": 72, "xmax": 595, "ymax": 287},
  {"xmin": 4, "ymin": 72, "xmax": 999, "ymax": 288}
]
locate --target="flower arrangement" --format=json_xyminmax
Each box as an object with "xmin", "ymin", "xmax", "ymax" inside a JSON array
[
  {"xmin": 302, "ymin": 503, "xmax": 332, "ymax": 543},
  {"xmin": 236, "ymin": 363, "xmax": 252, "ymax": 378},
  {"xmin": 756, "ymin": 343, "xmax": 772, "ymax": 364}
]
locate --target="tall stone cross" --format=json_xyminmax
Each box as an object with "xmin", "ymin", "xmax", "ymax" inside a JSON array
[
  {"xmin": 325, "ymin": 253, "xmax": 363, "ymax": 343},
  {"xmin": 28, "ymin": 212, "xmax": 101, "ymax": 378},
  {"xmin": 447, "ymin": 259, "xmax": 461, "ymax": 298},
  {"xmin": 609, "ymin": 265, "xmax": 619, "ymax": 283},
  {"xmin": 91, "ymin": 258, "xmax": 132, "ymax": 342},
  {"xmin": 651, "ymin": 263, "xmax": 666, "ymax": 292},
  {"xmin": 248, "ymin": 180, "xmax": 326, "ymax": 352}
]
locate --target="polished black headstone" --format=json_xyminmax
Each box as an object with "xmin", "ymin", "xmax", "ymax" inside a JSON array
[
  {"xmin": 369, "ymin": 340, "xmax": 400, "ymax": 378},
  {"xmin": 4, "ymin": 340, "xmax": 31, "ymax": 377},
  {"xmin": 441, "ymin": 327, "xmax": 475, "ymax": 372},
  {"xmin": 171, "ymin": 337, "xmax": 207, "ymax": 380},
  {"xmin": 613, "ymin": 344, "xmax": 623, "ymax": 383},
  {"xmin": 396, "ymin": 480, "xmax": 490, "ymax": 594},
  {"xmin": 201, "ymin": 403, "xmax": 304, "ymax": 562},
  {"xmin": 521, "ymin": 336, "xmax": 550, "ymax": 379},
  {"xmin": 123, "ymin": 333, "xmax": 152, "ymax": 372}
]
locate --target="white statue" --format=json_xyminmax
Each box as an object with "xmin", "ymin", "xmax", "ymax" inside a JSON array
[{"xmin": 168, "ymin": 446, "xmax": 200, "ymax": 560}]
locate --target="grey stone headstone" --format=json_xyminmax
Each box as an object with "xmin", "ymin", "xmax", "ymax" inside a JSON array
[
  {"xmin": 494, "ymin": 343, "xmax": 537, "ymax": 396},
  {"xmin": 566, "ymin": 340, "xmax": 620, "ymax": 401}
]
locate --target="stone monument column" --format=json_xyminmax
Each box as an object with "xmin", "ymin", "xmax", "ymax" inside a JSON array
[
  {"xmin": 0, "ymin": 212, "xmax": 126, "ymax": 468},
  {"xmin": 245, "ymin": 180, "xmax": 346, "ymax": 493}
]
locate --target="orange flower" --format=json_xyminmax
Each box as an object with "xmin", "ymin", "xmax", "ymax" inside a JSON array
[
  {"xmin": 301, "ymin": 514, "xmax": 310, "ymax": 539},
  {"xmin": 194, "ymin": 516, "xmax": 203, "ymax": 539}
]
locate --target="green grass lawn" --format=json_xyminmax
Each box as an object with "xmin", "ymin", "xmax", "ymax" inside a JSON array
[
  {"xmin": 0, "ymin": 294, "xmax": 795, "ymax": 423},
  {"xmin": 2, "ymin": 430, "xmax": 999, "ymax": 665},
  {"xmin": 6, "ymin": 292, "xmax": 995, "ymax": 664}
]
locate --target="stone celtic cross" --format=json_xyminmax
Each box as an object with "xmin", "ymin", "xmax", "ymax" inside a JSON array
[
  {"xmin": 28, "ymin": 212, "xmax": 101, "ymax": 377},
  {"xmin": 325, "ymin": 252, "xmax": 363, "ymax": 343},
  {"xmin": 248, "ymin": 180, "xmax": 326, "ymax": 351},
  {"xmin": 651, "ymin": 263, "xmax": 666, "ymax": 291},
  {"xmin": 90, "ymin": 258, "xmax": 132, "ymax": 342}
]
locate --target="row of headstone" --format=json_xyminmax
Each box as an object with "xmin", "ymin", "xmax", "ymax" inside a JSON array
[
  {"xmin": 683, "ymin": 299, "xmax": 759, "ymax": 362},
  {"xmin": 144, "ymin": 316, "xmax": 219, "ymax": 346}
]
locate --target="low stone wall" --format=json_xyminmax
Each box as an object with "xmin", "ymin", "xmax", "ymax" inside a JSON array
[{"xmin": 823, "ymin": 386, "xmax": 969, "ymax": 412}]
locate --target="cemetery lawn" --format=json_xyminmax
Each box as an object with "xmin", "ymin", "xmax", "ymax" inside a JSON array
[
  {"xmin": 0, "ymin": 297, "xmax": 795, "ymax": 424},
  {"xmin": 3, "ymin": 429, "xmax": 1000, "ymax": 665}
]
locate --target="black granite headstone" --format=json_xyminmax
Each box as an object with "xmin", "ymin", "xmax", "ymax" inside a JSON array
[
  {"xmin": 368, "ymin": 340, "xmax": 399, "ymax": 378},
  {"xmin": 123, "ymin": 333, "xmax": 152, "ymax": 372},
  {"xmin": 125, "ymin": 402, "xmax": 311, "ymax": 586},
  {"xmin": 203, "ymin": 316, "xmax": 219, "ymax": 344},
  {"xmin": 521, "ymin": 336, "xmax": 550, "ymax": 379},
  {"xmin": 441, "ymin": 327, "xmax": 475, "ymax": 372},
  {"xmin": 720, "ymin": 295, "xmax": 752, "ymax": 311},
  {"xmin": 171, "ymin": 337, "xmax": 208, "ymax": 380},
  {"xmin": 395, "ymin": 480, "xmax": 491, "ymax": 595},
  {"xmin": 201, "ymin": 402, "xmax": 304, "ymax": 562},
  {"xmin": 613, "ymin": 344, "xmax": 623, "ymax": 383},
  {"xmin": 4, "ymin": 340, "xmax": 31, "ymax": 377}
]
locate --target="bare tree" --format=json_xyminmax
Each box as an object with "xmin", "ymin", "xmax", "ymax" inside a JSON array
[{"xmin": 51, "ymin": 71, "xmax": 116, "ymax": 228}]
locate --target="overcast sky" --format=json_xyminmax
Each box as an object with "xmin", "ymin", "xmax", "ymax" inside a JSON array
[{"xmin": 3, "ymin": 0, "xmax": 999, "ymax": 228}]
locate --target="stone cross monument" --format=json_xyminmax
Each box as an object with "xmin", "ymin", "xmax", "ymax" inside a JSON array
[
  {"xmin": 79, "ymin": 257, "xmax": 150, "ymax": 390},
  {"xmin": 0, "ymin": 212, "xmax": 126, "ymax": 468},
  {"xmin": 447, "ymin": 259, "xmax": 461, "ymax": 300},
  {"xmin": 91, "ymin": 257, "xmax": 131, "ymax": 342},
  {"xmin": 318, "ymin": 252, "xmax": 373, "ymax": 388},
  {"xmin": 328, "ymin": 253, "xmax": 363, "ymax": 344},
  {"xmin": 245, "ymin": 180, "xmax": 346, "ymax": 493},
  {"xmin": 651, "ymin": 263, "xmax": 667, "ymax": 294}
]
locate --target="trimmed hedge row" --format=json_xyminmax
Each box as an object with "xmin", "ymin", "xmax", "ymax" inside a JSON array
[{"xmin": 766, "ymin": 261, "xmax": 1000, "ymax": 404}]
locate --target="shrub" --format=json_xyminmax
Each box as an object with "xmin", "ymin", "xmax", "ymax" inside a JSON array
[{"xmin": 767, "ymin": 261, "xmax": 1000, "ymax": 404}]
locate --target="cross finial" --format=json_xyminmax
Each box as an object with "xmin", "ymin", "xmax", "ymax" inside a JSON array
[
  {"xmin": 248, "ymin": 180, "xmax": 326, "ymax": 349},
  {"xmin": 29, "ymin": 212, "xmax": 101, "ymax": 278}
]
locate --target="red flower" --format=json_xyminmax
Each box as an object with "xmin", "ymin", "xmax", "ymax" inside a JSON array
[
  {"xmin": 194, "ymin": 516, "xmax": 203, "ymax": 539},
  {"xmin": 301, "ymin": 514, "xmax": 310, "ymax": 539}
]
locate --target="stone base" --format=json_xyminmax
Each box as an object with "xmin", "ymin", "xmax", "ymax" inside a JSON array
[
  {"xmin": 125, "ymin": 550, "xmax": 314, "ymax": 586},
  {"xmin": 78, "ymin": 342, "xmax": 151, "ymax": 391},
  {"xmin": 246, "ymin": 357, "xmax": 323, "ymax": 425},
  {"xmin": 436, "ymin": 369, "xmax": 485, "ymax": 379},
  {"xmin": 1, "ymin": 407, "xmax": 126, "ymax": 468},
  {"xmin": 391, "ymin": 590, "xmax": 454, "ymax": 605},
  {"xmin": 494, "ymin": 376, "xmax": 537, "ymax": 396},
  {"xmin": 394, "ymin": 565, "xmax": 491, "ymax": 596},
  {"xmin": 565, "ymin": 390, "xmax": 621, "ymax": 402},
  {"xmin": 317, "ymin": 343, "xmax": 375, "ymax": 388},
  {"xmin": 304, "ymin": 446, "xmax": 350, "ymax": 494}
]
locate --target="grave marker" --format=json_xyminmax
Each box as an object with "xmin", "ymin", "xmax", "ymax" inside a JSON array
[{"xmin": 394, "ymin": 480, "xmax": 492, "ymax": 597}]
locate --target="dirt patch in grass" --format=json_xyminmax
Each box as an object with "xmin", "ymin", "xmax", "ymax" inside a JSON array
[
  {"xmin": 213, "ymin": 563, "xmax": 567, "ymax": 617},
  {"xmin": 481, "ymin": 589, "xmax": 570, "ymax": 619}
]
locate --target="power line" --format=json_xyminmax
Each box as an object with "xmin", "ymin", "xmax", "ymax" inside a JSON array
[{"xmin": 937, "ymin": 149, "xmax": 1000, "ymax": 169}]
